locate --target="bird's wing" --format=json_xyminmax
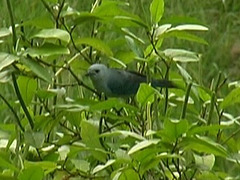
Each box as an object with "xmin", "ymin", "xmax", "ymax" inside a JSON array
[{"xmin": 106, "ymin": 69, "xmax": 146, "ymax": 96}]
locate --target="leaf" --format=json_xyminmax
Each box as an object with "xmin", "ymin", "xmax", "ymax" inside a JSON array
[
  {"xmin": 24, "ymin": 131, "xmax": 45, "ymax": 148},
  {"xmin": 0, "ymin": 155, "xmax": 19, "ymax": 172},
  {"xmin": 168, "ymin": 24, "xmax": 208, "ymax": 31},
  {"xmin": 114, "ymin": 16, "xmax": 148, "ymax": 28},
  {"xmin": 75, "ymin": 37, "xmax": 113, "ymax": 56},
  {"xmin": 21, "ymin": 58, "xmax": 53, "ymax": 83},
  {"xmin": 100, "ymin": 130, "xmax": 145, "ymax": 141},
  {"xmin": 163, "ymin": 119, "xmax": 188, "ymax": 141},
  {"xmin": 80, "ymin": 120, "xmax": 107, "ymax": 162},
  {"xmin": 90, "ymin": 98, "xmax": 138, "ymax": 112},
  {"xmin": 71, "ymin": 159, "xmax": 90, "ymax": 172},
  {"xmin": 136, "ymin": 83, "xmax": 159, "ymax": 105},
  {"xmin": 150, "ymin": 0, "xmax": 164, "ymax": 23},
  {"xmin": 176, "ymin": 63, "xmax": 192, "ymax": 82},
  {"xmin": 188, "ymin": 124, "xmax": 229, "ymax": 136},
  {"xmin": 114, "ymin": 169, "xmax": 140, "ymax": 180},
  {"xmin": 24, "ymin": 161, "xmax": 57, "ymax": 174},
  {"xmin": 25, "ymin": 43, "xmax": 70, "ymax": 57},
  {"xmin": 17, "ymin": 76, "xmax": 37, "ymax": 105},
  {"xmin": 0, "ymin": 52, "xmax": 19, "ymax": 71},
  {"xmin": 128, "ymin": 139, "xmax": 159, "ymax": 155},
  {"xmin": 220, "ymin": 87, "xmax": 240, "ymax": 109},
  {"xmin": 18, "ymin": 166, "xmax": 44, "ymax": 180},
  {"xmin": 23, "ymin": 16, "xmax": 54, "ymax": 28},
  {"xmin": 125, "ymin": 35, "xmax": 144, "ymax": 58},
  {"xmin": 194, "ymin": 154, "xmax": 215, "ymax": 171},
  {"xmin": 0, "ymin": 28, "xmax": 11, "ymax": 38},
  {"xmin": 32, "ymin": 29, "xmax": 70, "ymax": 43},
  {"xmin": 163, "ymin": 31, "xmax": 208, "ymax": 45},
  {"xmin": 182, "ymin": 136, "xmax": 228, "ymax": 157},
  {"xmin": 121, "ymin": 28, "xmax": 145, "ymax": 44},
  {"xmin": 74, "ymin": 12, "xmax": 102, "ymax": 24},
  {"xmin": 92, "ymin": 159, "xmax": 115, "ymax": 174},
  {"xmin": 163, "ymin": 49, "xmax": 200, "ymax": 62}
]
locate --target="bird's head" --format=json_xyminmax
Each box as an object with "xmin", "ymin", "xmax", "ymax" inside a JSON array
[{"xmin": 86, "ymin": 64, "xmax": 109, "ymax": 82}]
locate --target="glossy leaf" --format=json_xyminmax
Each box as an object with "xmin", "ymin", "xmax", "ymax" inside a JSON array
[
  {"xmin": 92, "ymin": 159, "xmax": 115, "ymax": 174},
  {"xmin": 150, "ymin": 0, "xmax": 164, "ymax": 23},
  {"xmin": 100, "ymin": 130, "xmax": 145, "ymax": 141},
  {"xmin": 32, "ymin": 29, "xmax": 70, "ymax": 43},
  {"xmin": 71, "ymin": 159, "xmax": 90, "ymax": 172},
  {"xmin": 81, "ymin": 120, "xmax": 107, "ymax": 162},
  {"xmin": 163, "ymin": 49, "xmax": 199, "ymax": 62},
  {"xmin": 90, "ymin": 98, "xmax": 138, "ymax": 112},
  {"xmin": 24, "ymin": 43, "xmax": 70, "ymax": 57},
  {"xmin": 182, "ymin": 136, "xmax": 228, "ymax": 157},
  {"xmin": 220, "ymin": 87, "xmax": 240, "ymax": 109},
  {"xmin": 194, "ymin": 154, "xmax": 215, "ymax": 171},
  {"xmin": 74, "ymin": 12, "xmax": 102, "ymax": 24},
  {"xmin": 128, "ymin": 139, "xmax": 159, "ymax": 155},
  {"xmin": 0, "ymin": 28, "xmax": 11, "ymax": 38},
  {"xmin": 168, "ymin": 24, "xmax": 208, "ymax": 31},
  {"xmin": 17, "ymin": 76, "xmax": 37, "ymax": 105},
  {"xmin": 75, "ymin": 37, "xmax": 113, "ymax": 56},
  {"xmin": 0, "ymin": 52, "xmax": 18, "ymax": 71},
  {"xmin": 24, "ymin": 131, "xmax": 45, "ymax": 148},
  {"xmin": 18, "ymin": 166, "xmax": 44, "ymax": 180},
  {"xmin": 163, "ymin": 119, "xmax": 188, "ymax": 141},
  {"xmin": 136, "ymin": 83, "xmax": 159, "ymax": 105},
  {"xmin": 21, "ymin": 58, "xmax": 52, "ymax": 83}
]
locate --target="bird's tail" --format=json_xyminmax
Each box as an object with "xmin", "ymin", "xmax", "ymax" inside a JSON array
[{"xmin": 152, "ymin": 79, "xmax": 177, "ymax": 88}]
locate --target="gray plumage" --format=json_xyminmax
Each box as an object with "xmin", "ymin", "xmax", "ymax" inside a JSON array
[{"xmin": 87, "ymin": 64, "xmax": 175, "ymax": 97}]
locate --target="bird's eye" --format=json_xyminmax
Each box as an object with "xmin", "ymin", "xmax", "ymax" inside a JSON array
[{"xmin": 95, "ymin": 69, "xmax": 100, "ymax": 73}]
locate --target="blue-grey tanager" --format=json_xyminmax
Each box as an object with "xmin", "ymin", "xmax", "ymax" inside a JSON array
[{"xmin": 87, "ymin": 64, "xmax": 176, "ymax": 97}]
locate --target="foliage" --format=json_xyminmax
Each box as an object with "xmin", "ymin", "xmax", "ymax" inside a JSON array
[{"xmin": 0, "ymin": 0, "xmax": 240, "ymax": 179}]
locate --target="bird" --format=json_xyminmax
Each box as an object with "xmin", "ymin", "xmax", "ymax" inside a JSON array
[{"xmin": 86, "ymin": 64, "xmax": 176, "ymax": 97}]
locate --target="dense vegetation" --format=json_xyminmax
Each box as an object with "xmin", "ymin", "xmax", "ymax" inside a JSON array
[{"xmin": 0, "ymin": 0, "xmax": 240, "ymax": 179}]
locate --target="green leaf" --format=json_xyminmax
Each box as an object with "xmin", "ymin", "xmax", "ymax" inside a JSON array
[
  {"xmin": 90, "ymin": 98, "xmax": 138, "ymax": 112},
  {"xmin": 125, "ymin": 35, "xmax": 144, "ymax": 58},
  {"xmin": 188, "ymin": 124, "xmax": 229, "ymax": 136},
  {"xmin": 23, "ymin": 16, "xmax": 54, "ymax": 29},
  {"xmin": 182, "ymin": 136, "xmax": 228, "ymax": 157},
  {"xmin": 128, "ymin": 139, "xmax": 159, "ymax": 155},
  {"xmin": 80, "ymin": 120, "xmax": 107, "ymax": 162},
  {"xmin": 136, "ymin": 83, "xmax": 159, "ymax": 105},
  {"xmin": 71, "ymin": 159, "xmax": 90, "ymax": 172},
  {"xmin": 25, "ymin": 43, "xmax": 70, "ymax": 57},
  {"xmin": 115, "ymin": 169, "xmax": 140, "ymax": 180},
  {"xmin": 194, "ymin": 154, "xmax": 215, "ymax": 171},
  {"xmin": 0, "ymin": 28, "xmax": 11, "ymax": 38},
  {"xmin": 150, "ymin": 0, "xmax": 164, "ymax": 23},
  {"xmin": 74, "ymin": 12, "xmax": 102, "ymax": 24},
  {"xmin": 163, "ymin": 31, "xmax": 208, "ymax": 45},
  {"xmin": 220, "ymin": 87, "xmax": 240, "ymax": 109},
  {"xmin": 168, "ymin": 24, "xmax": 208, "ymax": 31},
  {"xmin": 18, "ymin": 166, "xmax": 44, "ymax": 180},
  {"xmin": 100, "ymin": 130, "xmax": 145, "ymax": 141},
  {"xmin": 32, "ymin": 29, "xmax": 70, "ymax": 43},
  {"xmin": 0, "ymin": 155, "xmax": 19, "ymax": 172},
  {"xmin": 0, "ymin": 52, "xmax": 19, "ymax": 71},
  {"xmin": 24, "ymin": 161, "xmax": 57, "ymax": 174},
  {"xmin": 176, "ymin": 63, "xmax": 192, "ymax": 82},
  {"xmin": 21, "ymin": 58, "xmax": 52, "ymax": 83},
  {"xmin": 114, "ymin": 16, "xmax": 148, "ymax": 28},
  {"xmin": 163, "ymin": 49, "xmax": 200, "ymax": 62},
  {"xmin": 75, "ymin": 37, "xmax": 113, "ymax": 56},
  {"xmin": 17, "ymin": 76, "xmax": 37, "ymax": 105},
  {"xmin": 24, "ymin": 131, "xmax": 45, "ymax": 148},
  {"xmin": 92, "ymin": 159, "xmax": 115, "ymax": 174},
  {"xmin": 163, "ymin": 119, "xmax": 188, "ymax": 141}
]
